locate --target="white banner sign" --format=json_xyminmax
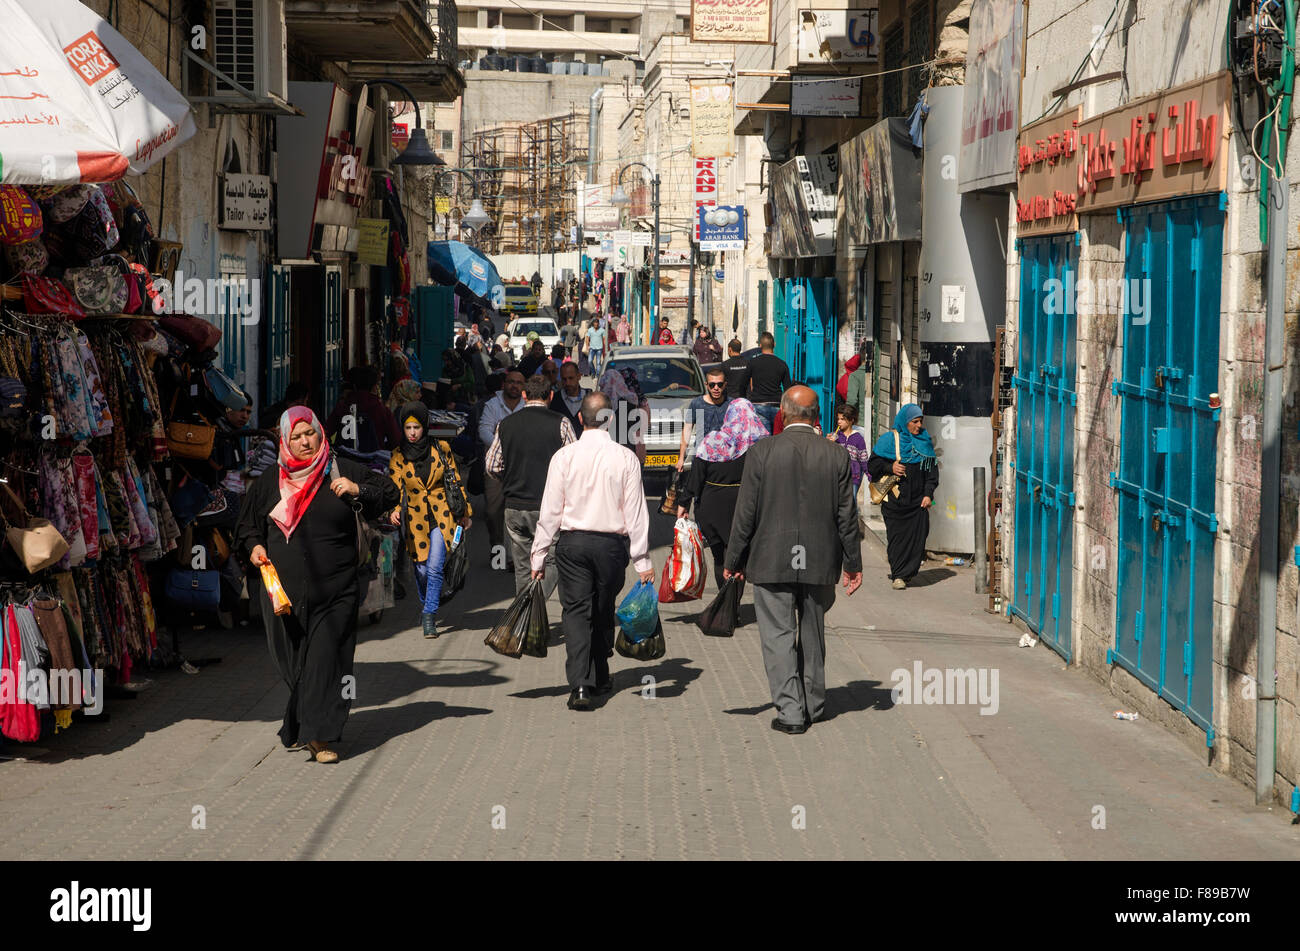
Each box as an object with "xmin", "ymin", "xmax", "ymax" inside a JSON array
[
  {"xmin": 959, "ymin": 0, "xmax": 1023, "ymax": 192},
  {"xmin": 797, "ymin": 7, "xmax": 880, "ymax": 64},
  {"xmin": 791, "ymin": 77, "xmax": 863, "ymax": 117}
]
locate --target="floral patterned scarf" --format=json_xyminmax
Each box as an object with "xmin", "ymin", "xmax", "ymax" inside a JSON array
[{"xmin": 695, "ymin": 398, "xmax": 769, "ymax": 462}]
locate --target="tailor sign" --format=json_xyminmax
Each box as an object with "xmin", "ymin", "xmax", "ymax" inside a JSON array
[{"xmin": 698, "ymin": 204, "xmax": 744, "ymax": 251}]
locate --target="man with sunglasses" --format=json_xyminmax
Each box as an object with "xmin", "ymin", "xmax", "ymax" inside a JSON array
[{"xmin": 677, "ymin": 366, "xmax": 732, "ymax": 472}]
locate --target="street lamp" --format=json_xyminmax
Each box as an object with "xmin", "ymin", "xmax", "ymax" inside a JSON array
[
  {"xmin": 612, "ymin": 162, "xmax": 660, "ymax": 328},
  {"xmin": 434, "ymin": 167, "xmax": 491, "ymax": 243},
  {"xmin": 360, "ymin": 80, "xmax": 445, "ymax": 167}
]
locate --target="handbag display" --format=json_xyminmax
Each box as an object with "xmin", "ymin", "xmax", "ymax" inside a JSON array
[
  {"xmin": 869, "ymin": 430, "xmax": 904, "ymax": 506},
  {"xmin": 164, "ymin": 567, "xmax": 221, "ymax": 611},
  {"xmin": 165, "ymin": 390, "xmax": 216, "ymax": 460},
  {"xmin": 1, "ymin": 484, "xmax": 70, "ymax": 574},
  {"xmin": 0, "ymin": 185, "xmax": 42, "ymax": 244},
  {"xmin": 63, "ymin": 265, "xmax": 128, "ymax": 315},
  {"xmin": 22, "ymin": 273, "xmax": 86, "ymax": 318},
  {"xmin": 159, "ymin": 314, "xmax": 222, "ymax": 353}
]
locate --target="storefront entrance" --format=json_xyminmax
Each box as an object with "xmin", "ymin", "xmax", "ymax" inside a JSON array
[
  {"xmin": 1012, "ymin": 234, "xmax": 1078, "ymax": 659},
  {"xmin": 1112, "ymin": 195, "xmax": 1223, "ymax": 734}
]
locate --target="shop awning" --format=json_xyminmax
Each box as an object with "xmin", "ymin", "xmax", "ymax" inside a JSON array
[
  {"xmin": 0, "ymin": 0, "xmax": 196, "ymax": 184},
  {"xmin": 426, "ymin": 241, "xmax": 504, "ymax": 308}
]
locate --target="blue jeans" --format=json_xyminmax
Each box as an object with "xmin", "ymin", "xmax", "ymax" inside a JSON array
[
  {"xmin": 590, "ymin": 348, "xmax": 605, "ymax": 376},
  {"xmin": 754, "ymin": 402, "xmax": 779, "ymax": 432},
  {"xmin": 413, "ymin": 529, "xmax": 447, "ymax": 616}
]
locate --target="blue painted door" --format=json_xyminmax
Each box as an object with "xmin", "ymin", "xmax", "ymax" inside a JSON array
[
  {"xmin": 414, "ymin": 284, "xmax": 454, "ymax": 381},
  {"xmin": 1112, "ymin": 195, "xmax": 1222, "ymax": 734},
  {"xmin": 1012, "ymin": 235, "xmax": 1078, "ymax": 659},
  {"xmin": 322, "ymin": 265, "xmax": 344, "ymax": 409},
  {"xmin": 265, "ymin": 265, "xmax": 292, "ymax": 405},
  {"xmin": 217, "ymin": 276, "xmax": 248, "ymax": 390},
  {"xmin": 772, "ymin": 279, "xmax": 789, "ymax": 359},
  {"xmin": 804, "ymin": 277, "xmax": 838, "ymax": 433}
]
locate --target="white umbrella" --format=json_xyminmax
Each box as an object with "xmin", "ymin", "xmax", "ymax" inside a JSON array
[{"xmin": 0, "ymin": 0, "xmax": 196, "ymax": 184}]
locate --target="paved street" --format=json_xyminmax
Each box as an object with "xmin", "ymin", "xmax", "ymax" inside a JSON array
[{"xmin": 1, "ymin": 486, "xmax": 1296, "ymax": 861}]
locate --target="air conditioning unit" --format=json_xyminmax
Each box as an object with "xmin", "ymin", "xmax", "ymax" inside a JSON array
[{"xmin": 212, "ymin": 0, "xmax": 288, "ymax": 103}]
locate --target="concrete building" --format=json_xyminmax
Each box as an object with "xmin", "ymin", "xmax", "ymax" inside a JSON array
[{"xmin": 1005, "ymin": 0, "xmax": 1300, "ymax": 806}]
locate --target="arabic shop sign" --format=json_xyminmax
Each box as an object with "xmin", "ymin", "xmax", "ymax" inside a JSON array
[
  {"xmin": 1015, "ymin": 108, "xmax": 1082, "ymax": 237},
  {"xmin": 796, "ymin": 8, "xmax": 879, "ymax": 64},
  {"xmin": 219, "ymin": 173, "xmax": 271, "ymax": 231},
  {"xmin": 791, "ymin": 76, "xmax": 863, "ymax": 117},
  {"xmin": 1074, "ymin": 71, "xmax": 1229, "ymax": 212},
  {"xmin": 698, "ymin": 204, "xmax": 745, "ymax": 251},
  {"xmin": 691, "ymin": 0, "xmax": 771, "ymax": 44}
]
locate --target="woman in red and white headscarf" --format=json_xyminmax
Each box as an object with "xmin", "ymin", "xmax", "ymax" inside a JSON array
[
  {"xmin": 675, "ymin": 398, "xmax": 769, "ymax": 588},
  {"xmin": 235, "ymin": 406, "xmax": 398, "ymax": 764}
]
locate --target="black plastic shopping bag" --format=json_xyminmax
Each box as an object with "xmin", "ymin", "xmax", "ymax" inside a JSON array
[
  {"xmin": 521, "ymin": 579, "xmax": 549, "ymax": 659},
  {"xmin": 615, "ymin": 615, "xmax": 666, "ymax": 661},
  {"xmin": 485, "ymin": 584, "xmax": 531, "ymax": 658},
  {"xmin": 441, "ymin": 530, "xmax": 469, "ymax": 604},
  {"xmin": 695, "ymin": 575, "xmax": 744, "ymax": 637}
]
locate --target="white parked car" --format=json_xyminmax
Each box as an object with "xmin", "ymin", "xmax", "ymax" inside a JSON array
[{"xmin": 507, "ymin": 317, "xmax": 561, "ymax": 359}]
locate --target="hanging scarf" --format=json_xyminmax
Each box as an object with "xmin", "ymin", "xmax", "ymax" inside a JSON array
[
  {"xmin": 871, "ymin": 403, "xmax": 936, "ymax": 470},
  {"xmin": 397, "ymin": 400, "xmax": 436, "ymax": 482},
  {"xmin": 696, "ymin": 398, "xmax": 769, "ymax": 463},
  {"xmin": 270, "ymin": 407, "xmax": 334, "ymax": 540}
]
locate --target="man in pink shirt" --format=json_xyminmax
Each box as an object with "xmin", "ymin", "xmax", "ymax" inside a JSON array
[{"xmin": 532, "ymin": 392, "xmax": 655, "ymax": 710}]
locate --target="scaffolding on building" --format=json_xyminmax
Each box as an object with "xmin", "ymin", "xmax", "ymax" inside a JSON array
[{"xmin": 462, "ymin": 110, "xmax": 588, "ymax": 256}]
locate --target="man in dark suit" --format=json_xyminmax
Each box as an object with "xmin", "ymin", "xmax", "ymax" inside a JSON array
[
  {"xmin": 725, "ymin": 385, "xmax": 862, "ymax": 734},
  {"xmin": 548, "ymin": 361, "xmax": 587, "ymax": 434}
]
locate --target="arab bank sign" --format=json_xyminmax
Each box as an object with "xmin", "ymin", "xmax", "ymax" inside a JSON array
[{"xmin": 698, "ymin": 205, "xmax": 744, "ymax": 251}]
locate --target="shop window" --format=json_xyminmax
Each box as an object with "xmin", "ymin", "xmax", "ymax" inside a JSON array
[
  {"xmin": 882, "ymin": 24, "xmax": 905, "ymax": 117},
  {"xmin": 907, "ymin": 1, "xmax": 932, "ymax": 107}
]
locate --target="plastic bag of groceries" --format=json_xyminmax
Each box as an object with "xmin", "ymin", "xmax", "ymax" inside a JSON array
[{"xmin": 658, "ymin": 517, "xmax": 705, "ymax": 603}]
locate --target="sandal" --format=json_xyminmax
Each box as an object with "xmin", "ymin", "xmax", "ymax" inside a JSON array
[{"xmin": 306, "ymin": 741, "xmax": 339, "ymax": 764}]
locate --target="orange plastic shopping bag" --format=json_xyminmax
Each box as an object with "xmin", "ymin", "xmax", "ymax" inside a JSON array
[{"xmin": 259, "ymin": 562, "xmax": 292, "ymax": 616}]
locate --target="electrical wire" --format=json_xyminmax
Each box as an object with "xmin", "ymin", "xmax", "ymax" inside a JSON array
[{"xmin": 1023, "ymin": 0, "xmax": 1123, "ymax": 125}]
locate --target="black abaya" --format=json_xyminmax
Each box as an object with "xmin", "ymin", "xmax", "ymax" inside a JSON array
[
  {"xmin": 866, "ymin": 455, "xmax": 939, "ymax": 582},
  {"xmin": 235, "ymin": 458, "xmax": 399, "ymax": 747},
  {"xmin": 676, "ymin": 456, "xmax": 746, "ymax": 587}
]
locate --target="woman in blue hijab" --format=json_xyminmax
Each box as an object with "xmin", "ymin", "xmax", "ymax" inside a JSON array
[{"xmin": 866, "ymin": 404, "xmax": 939, "ymax": 588}]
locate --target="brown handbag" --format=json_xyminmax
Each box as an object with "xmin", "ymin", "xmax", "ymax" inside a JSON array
[
  {"xmin": 165, "ymin": 388, "xmax": 216, "ymax": 460},
  {"xmin": 1, "ymin": 483, "xmax": 70, "ymax": 574},
  {"xmin": 869, "ymin": 430, "xmax": 904, "ymax": 505}
]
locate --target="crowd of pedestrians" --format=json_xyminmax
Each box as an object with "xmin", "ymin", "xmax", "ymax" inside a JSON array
[{"xmin": 225, "ymin": 273, "xmax": 939, "ymax": 762}]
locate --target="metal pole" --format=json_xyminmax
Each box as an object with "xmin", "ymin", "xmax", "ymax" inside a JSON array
[
  {"xmin": 973, "ymin": 467, "xmax": 987, "ymax": 594},
  {"xmin": 652, "ymin": 174, "xmax": 661, "ymax": 328},
  {"xmin": 687, "ymin": 241, "xmax": 697, "ymax": 331}
]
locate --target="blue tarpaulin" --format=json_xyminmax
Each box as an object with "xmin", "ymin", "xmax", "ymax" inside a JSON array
[{"xmin": 426, "ymin": 241, "xmax": 504, "ymax": 307}]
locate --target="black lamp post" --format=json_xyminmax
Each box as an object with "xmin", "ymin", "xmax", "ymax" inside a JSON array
[{"xmin": 611, "ymin": 162, "xmax": 660, "ymax": 326}]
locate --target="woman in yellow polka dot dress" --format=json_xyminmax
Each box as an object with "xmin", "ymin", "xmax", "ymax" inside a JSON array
[{"xmin": 387, "ymin": 402, "xmax": 472, "ymax": 638}]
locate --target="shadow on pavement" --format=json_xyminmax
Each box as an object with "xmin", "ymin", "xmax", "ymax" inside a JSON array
[
  {"xmin": 907, "ymin": 568, "xmax": 957, "ymax": 588},
  {"xmin": 353, "ymin": 658, "xmax": 510, "ymax": 708},
  {"xmin": 722, "ymin": 680, "xmax": 895, "ymax": 721},
  {"xmin": 342, "ymin": 700, "xmax": 493, "ymax": 756}
]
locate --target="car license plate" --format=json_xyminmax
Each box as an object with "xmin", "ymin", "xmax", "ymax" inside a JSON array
[{"xmin": 645, "ymin": 453, "xmax": 676, "ymax": 467}]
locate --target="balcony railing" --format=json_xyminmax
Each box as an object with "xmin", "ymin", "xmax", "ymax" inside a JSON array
[{"xmin": 427, "ymin": 0, "xmax": 458, "ymax": 67}]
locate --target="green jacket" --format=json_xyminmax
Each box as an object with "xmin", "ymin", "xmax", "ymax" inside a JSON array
[{"xmin": 845, "ymin": 366, "xmax": 868, "ymax": 424}]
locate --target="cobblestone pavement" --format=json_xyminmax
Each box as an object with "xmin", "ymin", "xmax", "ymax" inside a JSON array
[{"xmin": 2, "ymin": 488, "xmax": 1297, "ymax": 860}]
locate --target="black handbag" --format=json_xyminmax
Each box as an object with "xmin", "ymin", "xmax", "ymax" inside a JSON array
[{"xmin": 434, "ymin": 442, "xmax": 469, "ymax": 521}]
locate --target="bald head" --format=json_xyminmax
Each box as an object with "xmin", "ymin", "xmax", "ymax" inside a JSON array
[
  {"xmin": 780, "ymin": 385, "xmax": 819, "ymax": 424},
  {"xmin": 579, "ymin": 392, "xmax": 611, "ymax": 429}
]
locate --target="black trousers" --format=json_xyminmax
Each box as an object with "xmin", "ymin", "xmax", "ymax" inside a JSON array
[
  {"xmin": 709, "ymin": 541, "xmax": 727, "ymax": 589},
  {"xmin": 555, "ymin": 530, "xmax": 629, "ymax": 689}
]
